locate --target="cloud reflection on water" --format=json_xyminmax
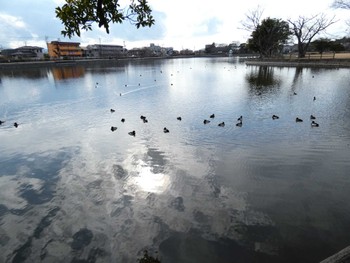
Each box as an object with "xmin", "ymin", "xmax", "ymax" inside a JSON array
[{"xmin": 1, "ymin": 58, "xmax": 350, "ymax": 262}]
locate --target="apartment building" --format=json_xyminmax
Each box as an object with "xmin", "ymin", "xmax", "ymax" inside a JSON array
[{"xmin": 47, "ymin": 41, "xmax": 82, "ymax": 59}]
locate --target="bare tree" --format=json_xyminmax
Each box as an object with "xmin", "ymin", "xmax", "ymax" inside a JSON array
[
  {"xmin": 288, "ymin": 14, "xmax": 337, "ymax": 58},
  {"xmin": 240, "ymin": 6, "xmax": 264, "ymax": 32},
  {"xmin": 332, "ymin": 0, "xmax": 350, "ymax": 29},
  {"xmin": 332, "ymin": 0, "xmax": 350, "ymax": 9}
]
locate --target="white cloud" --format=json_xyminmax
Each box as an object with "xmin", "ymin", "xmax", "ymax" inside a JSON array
[
  {"xmin": 0, "ymin": 13, "xmax": 27, "ymax": 29},
  {"xmin": 0, "ymin": 13, "xmax": 33, "ymax": 48}
]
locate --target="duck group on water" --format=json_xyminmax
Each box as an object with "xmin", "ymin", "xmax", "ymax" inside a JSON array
[
  {"xmin": 106, "ymin": 108, "xmax": 322, "ymax": 136},
  {"xmin": 0, "ymin": 109, "xmax": 320, "ymax": 136},
  {"xmin": 104, "ymin": 73, "xmax": 320, "ymax": 135},
  {"xmin": 2, "ymin": 87, "xmax": 320, "ymax": 135}
]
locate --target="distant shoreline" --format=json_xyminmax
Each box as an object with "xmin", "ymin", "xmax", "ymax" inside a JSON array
[
  {"xmin": 1, "ymin": 56, "xmax": 350, "ymax": 70},
  {"xmin": 0, "ymin": 55, "xmax": 243, "ymax": 71},
  {"xmin": 0, "ymin": 56, "xmax": 216, "ymax": 70},
  {"xmin": 0, "ymin": 57, "xmax": 162, "ymax": 70}
]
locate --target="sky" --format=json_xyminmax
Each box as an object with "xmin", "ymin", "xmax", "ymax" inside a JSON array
[{"xmin": 0, "ymin": 0, "xmax": 349, "ymax": 51}]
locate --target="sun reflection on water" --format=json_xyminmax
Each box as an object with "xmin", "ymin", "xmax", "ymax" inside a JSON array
[{"xmin": 131, "ymin": 160, "xmax": 169, "ymax": 193}]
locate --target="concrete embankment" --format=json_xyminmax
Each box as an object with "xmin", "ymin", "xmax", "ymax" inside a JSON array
[
  {"xmin": 0, "ymin": 58, "xmax": 135, "ymax": 70},
  {"xmin": 245, "ymin": 59, "xmax": 350, "ymax": 68},
  {"xmin": 320, "ymin": 246, "xmax": 350, "ymax": 263},
  {"xmin": 0, "ymin": 57, "xmax": 173, "ymax": 70}
]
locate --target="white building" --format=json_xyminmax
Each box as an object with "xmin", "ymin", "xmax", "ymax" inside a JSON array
[{"xmin": 85, "ymin": 44, "xmax": 124, "ymax": 58}]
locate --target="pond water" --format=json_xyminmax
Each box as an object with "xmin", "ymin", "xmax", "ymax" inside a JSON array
[{"xmin": 1, "ymin": 57, "xmax": 350, "ymax": 263}]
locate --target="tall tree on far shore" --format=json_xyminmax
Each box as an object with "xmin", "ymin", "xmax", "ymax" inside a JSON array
[
  {"xmin": 248, "ymin": 18, "xmax": 291, "ymax": 57},
  {"xmin": 55, "ymin": 0, "xmax": 155, "ymax": 38},
  {"xmin": 312, "ymin": 38, "xmax": 332, "ymax": 54},
  {"xmin": 288, "ymin": 14, "xmax": 337, "ymax": 58}
]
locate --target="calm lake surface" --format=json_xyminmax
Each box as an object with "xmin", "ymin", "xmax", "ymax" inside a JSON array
[{"xmin": 1, "ymin": 57, "xmax": 350, "ymax": 263}]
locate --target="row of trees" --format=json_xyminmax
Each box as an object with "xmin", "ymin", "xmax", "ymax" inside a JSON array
[
  {"xmin": 244, "ymin": 1, "xmax": 350, "ymax": 58},
  {"xmin": 243, "ymin": 10, "xmax": 339, "ymax": 58},
  {"xmin": 54, "ymin": 0, "xmax": 350, "ymax": 59},
  {"xmin": 312, "ymin": 37, "xmax": 349, "ymax": 53}
]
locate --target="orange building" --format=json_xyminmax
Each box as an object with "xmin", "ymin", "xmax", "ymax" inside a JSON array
[{"xmin": 47, "ymin": 41, "xmax": 82, "ymax": 59}]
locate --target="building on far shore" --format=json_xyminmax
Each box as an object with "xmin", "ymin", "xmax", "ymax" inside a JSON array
[
  {"xmin": 84, "ymin": 44, "xmax": 125, "ymax": 58},
  {"xmin": 127, "ymin": 43, "xmax": 174, "ymax": 57},
  {"xmin": 1, "ymin": 46, "xmax": 44, "ymax": 60},
  {"xmin": 204, "ymin": 42, "xmax": 241, "ymax": 56},
  {"xmin": 47, "ymin": 41, "xmax": 82, "ymax": 59}
]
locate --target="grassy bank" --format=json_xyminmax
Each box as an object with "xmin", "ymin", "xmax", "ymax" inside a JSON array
[
  {"xmin": 245, "ymin": 52, "xmax": 350, "ymax": 68},
  {"xmin": 246, "ymin": 59, "xmax": 350, "ymax": 68}
]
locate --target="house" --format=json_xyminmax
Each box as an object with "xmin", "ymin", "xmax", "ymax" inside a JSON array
[
  {"xmin": 47, "ymin": 41, "xmax": 82, "ymax": 59},
  {"xmin": 0, "ymin": 46, "xmax": 44, "ymax": 60}
]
